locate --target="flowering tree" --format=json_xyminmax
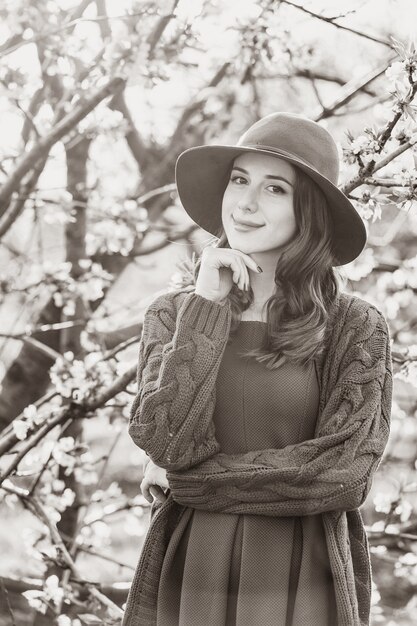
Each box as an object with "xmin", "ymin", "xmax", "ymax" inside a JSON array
[{"xmin": 0, "ymin": 1, "xmax": 417, "ymax": 624}]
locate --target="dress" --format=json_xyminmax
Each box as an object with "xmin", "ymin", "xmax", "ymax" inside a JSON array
[{"xmin": 156, "ymin": 321, "xmax": 338, "ymax": 625}]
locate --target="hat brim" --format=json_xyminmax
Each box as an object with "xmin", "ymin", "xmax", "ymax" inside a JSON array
[{"xmin": 175, "ymin": 145, "xmax": 367, "ymax": 266}]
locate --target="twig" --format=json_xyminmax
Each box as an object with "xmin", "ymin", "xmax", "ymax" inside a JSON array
[
  {"xmin": 147, "ymin": 0, "xmax": 180, "ymax": 56},
  {"xmin": 0, "ymin": 11, "xmax": 168, "ymax": 58},
  {"xmin": 14, "ymin": 100, "xmax": 41, "ymax": 138},
  {"xmin": 0, "ymin": 333, "xmax": 63, "ymax": 362},
  {"xmin": 257, "ymin": 69, "xmax": 377, "ymax": 96},
  {"xmin": 83, "ymin": 501, "xmax": 138, "ymax": 527},
  {"xmin": 1, "ymin": 415, "xmax": 73, "ymax": 484},
  {"xmin": 70, "ymin": 427, "xmax": 125, "ymax": 554},
  {"xmin": 135, "ymin": 183, "xmax": 177, "ymax": 204},
  {"xmin": 101, "ymin": 334, "xmax": 142, "ymax": 361},
  {"xmin": 363, "ymin": 177, "xmax": 417, "ymax": 187},
  {"xmin": 0, "ymin": 390, "xmax": 58, "ymax": 442},
  {"xmin": 0, "ymin": 365, "xmax": 136, "ymax": 471},
  {"xmin": 372, "ymin": 134, "xmax": 417, "ymax": 173},
  {"xmin": 28, "ymin": 440, "xmax": 59, "ymax": 497},
  {"xmin": 342, "ymin": 133, "xmax": 417, "ymax": 194},
  {"xmin": 309, "ymin": 75, "xmax": 325, "ymax": 109},
  {"xmin": 1, "ymin": 482, "xmax": 124, "ymax": 618},
  {"xmin": 68, "ymin": 543, "xmax": 135, "ymax": 571},
  {"xmin": 0, "ymin": 153, "xmax": 48, "ymax": 237},
  {"xmin": 129, "ymin": 225, "xmax": 199, "ymax": 257},
  {"xmin": 312, "ymin": 57, "xmax": 397, "ymax": 121},
  {"xmin": 280, "ymin": 0, "xmax": 394, "ymax": 48},
  {"xmin": 0, "ymin": 576, "xmax": 17, "ymax": 626}
]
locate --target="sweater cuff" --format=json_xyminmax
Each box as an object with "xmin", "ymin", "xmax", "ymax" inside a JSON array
[{"xmin": 177, "ymin": 292, "xmax": 231, "ymax": 338}]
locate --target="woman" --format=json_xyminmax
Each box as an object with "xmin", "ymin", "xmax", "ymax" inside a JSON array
[{"xmin": 122, "ymin": 112, "xmax": 393, "ymax": 626}]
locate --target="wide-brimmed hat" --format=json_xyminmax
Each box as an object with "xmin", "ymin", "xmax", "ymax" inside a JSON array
[{"xmin": 175, "ymin": 111, "xmax": 367, "ymax": 266}]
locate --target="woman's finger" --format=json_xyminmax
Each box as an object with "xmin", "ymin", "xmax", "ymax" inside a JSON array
[
  {"xmin": 150, "ymin": 485, "xmax": 167, "ymax": 503},
  {"xmin": 219, "ymin": 256, "xmax": 245, "ymax": 289},
  {"xmin": 140, "ymin": 478, "xmax": 152, "ymax": 503},
  {"xmin": 231, "ymin": 249, "xmax": 261, "ymax": 274},
  {"xmin": 237, "ymin": 256, "xmax": 250, "ymax": 290}
]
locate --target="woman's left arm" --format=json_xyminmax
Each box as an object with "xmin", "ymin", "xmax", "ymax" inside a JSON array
[{"xmin": 166, "ymin": 306, "xmax": 393, "ymax": 516}]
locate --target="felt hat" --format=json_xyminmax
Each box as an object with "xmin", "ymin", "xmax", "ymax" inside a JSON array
[{"xmin": 175, "ymin": 112, "xmax": 367, "ymax": 266}]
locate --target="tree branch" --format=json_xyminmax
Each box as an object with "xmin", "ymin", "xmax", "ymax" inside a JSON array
[
  {"xmin": 0, "ymin": 363, "xmax": 136, "ymax": 469},
  {"xmin": 312, "ymin": 56, "xmax": 397, "ymax": 120},
  {"xmin": 342, "ymin": 133, "xmax": 417, "ymax": 194},
  {"xmin": 0, "ymin": 8, "xmax": 158, "ymax": 58},
  {"xmin": 1, "ymin": 482, "xmax": 124, "ymax": 618},
  {"xmin": 0, "ymin": 76, "xmax": 125, "ymax": 217},
  {"xmin": 0, "ymin": 153, "xmax": 48, "ymax": 238},
  {"xmin": 256, "ymin": 69, "xmax": 377, "ymax": 96},
  {"xmin": 147, "ymin": 0, "xmax": 180, "ymax": 56},
  {"xmin": 108, "ymin": 91, "xmax": 150, "ymax": 170},
  {"xmin": 280, "ymin": 0, "xmax": 394, "ymax": 48}
]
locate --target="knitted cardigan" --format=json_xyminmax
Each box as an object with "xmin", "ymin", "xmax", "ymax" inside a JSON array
[{"xmin": 122, "ymin": 289, "xmax": 393, "ymax": 626}]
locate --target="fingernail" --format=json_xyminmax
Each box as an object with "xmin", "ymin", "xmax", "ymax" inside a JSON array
[{"xmin": 257, "ymin": 266, "xmax": 263, "ymax": 273}]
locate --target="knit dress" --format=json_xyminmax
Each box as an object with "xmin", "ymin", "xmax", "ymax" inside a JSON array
[{"xmin": 156, "ymin": 320, "xmax": 338, "ymax": 626}]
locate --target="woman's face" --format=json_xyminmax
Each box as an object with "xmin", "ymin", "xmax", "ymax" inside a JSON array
[{"xmin": 221, "ymin": 152, "xmax": 297, "ymax": 255}]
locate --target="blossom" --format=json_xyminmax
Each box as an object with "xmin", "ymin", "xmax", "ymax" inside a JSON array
[
  {"xmin": 22, "ymin": 575, "xmax": 64, "ymax": 614},
  {"xmin": 394, "ymin": 500, "xmax": 413, "ymax": 522},
  {"xmin": 396, "ymin": 361, "xmax": 417, "ymax": 389},
  {"xmin": 23, "ymin": 404, "xmax": 40, "ymax": 423},
  {"xmin": 21, "ymin": 590, "xmax": 47, "ymax": 613},
  {"xmin": 343, "ymin": 127, "xmax": 381, "ymax": 166},
  {"xmin": 80, "ymin": 520, "xmax": 111, "ymax": 549},
  {"xmin": 12, "ymin": 419, "xmax": 31, "ymax": 440},
  {"xmin": 51, "ymin": 437, "xmax": 76, "ymax": 474},
  {"xmin": 57, "ymin": 616, "xmax": 82, "ymax": 626},
  {"xmin": 11, "ymin": 403, "xmax": 47, "ymax": 440},
  {"xmin": 91, "ymin": 481, "xmax": 123, "ymax": 502},
  {"xmin": 73, "ymin": 465, "xmax": 98, "ymax": 485},
  {"xmin": 385, "ymin": 61, "xmax": 408, "ymax": 86},
  {"xmin": 350, "ymin": 135, "xmax": 370, "ymax": 155}
]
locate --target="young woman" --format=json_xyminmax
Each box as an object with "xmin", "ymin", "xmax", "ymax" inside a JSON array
[{"xmin": 122, "ymin": 112, "xmax": 393, "ymax": 626}]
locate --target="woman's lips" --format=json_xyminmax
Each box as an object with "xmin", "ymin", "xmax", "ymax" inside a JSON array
[{"xmin": 232, "ymin": 217, "xmax": 263, "ymax": 231}]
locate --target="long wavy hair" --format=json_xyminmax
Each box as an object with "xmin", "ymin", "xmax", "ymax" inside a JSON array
[{"xmin": 173, "ymin": 163, "xmax": 348, "ymax": 369}]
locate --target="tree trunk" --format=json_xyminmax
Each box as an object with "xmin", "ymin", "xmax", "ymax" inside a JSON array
[{"xmin": 33, "ymin": 136, "xmax": 90, "ymax": 626}]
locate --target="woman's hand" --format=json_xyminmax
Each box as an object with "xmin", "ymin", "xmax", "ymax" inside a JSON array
[
  {"xmin": 140, "ymin": 458, "xmax": 170, "ymax": 504},
  {"xmin": 195, "ymin": 247, "xmax": 262, "ymax": 303}
]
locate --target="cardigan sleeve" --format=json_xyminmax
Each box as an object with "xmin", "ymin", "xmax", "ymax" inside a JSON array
[
  {"xmin": 128, "ymin": 291, "xmax": 232, "ymax": 471},
  {"xmin": 166, "ymin": 305, "xmax": 393, "ymax": 516}
]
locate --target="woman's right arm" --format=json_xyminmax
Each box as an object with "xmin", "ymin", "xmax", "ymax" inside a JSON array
[{"xmin": 128, "ymin": 290, "xmax": 232, "ymax": 471}]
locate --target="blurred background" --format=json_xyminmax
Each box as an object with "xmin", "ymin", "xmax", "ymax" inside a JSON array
[{"xmin": 0, "ymin": 0, "xmax": 416, "ymax": 624}]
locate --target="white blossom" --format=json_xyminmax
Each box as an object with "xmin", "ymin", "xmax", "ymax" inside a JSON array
[
  {"xmin": 396, "ymin": 361, "xmax": 417, "ymax": 389},
  {"xmin": 394, "ymin": 500, "xmax": 413, "ymax": 522},
  {"xmin": 350, "ymin": 135, "xmax": 369, "ymax": 155},
  {"xmin": 13, "ymin": 419, "xmax": 31, "ymax": 440},
  {"xmin": 74, "ymin": 466, "xmax": 98, "ymax": 485},
  {"xmin": 385, "ymin": 61, "xmax": 408, "ymax": 86},
  {"xmin": 44, "ymin": 575, "xmax": 64, "ymax": 605},
  {"xmin": 22, "ymin": 590, "xmax": 47, "ymax": 613},
  {"xmin": 22, "ymin": 574, "xmax": 64, "ymax": 613}
]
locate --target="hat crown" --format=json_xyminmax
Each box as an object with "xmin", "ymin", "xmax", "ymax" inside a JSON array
[{"xmin": 237, "ymin": 112, "xmax": 340, "ymax": 184}]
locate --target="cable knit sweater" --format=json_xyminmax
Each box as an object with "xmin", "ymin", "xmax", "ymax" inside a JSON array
[{"xmin": 122, "ymin": 289, "xmax": 393, "ymax": 626}]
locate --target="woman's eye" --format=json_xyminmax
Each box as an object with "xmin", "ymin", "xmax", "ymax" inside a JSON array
[
  {"xmin": 230, "ymin": 175, "xmax": 247, "ymax": 185},
  {"xmin": 268, "ymin": 184, "xmax": 285, "ymax": 194}
]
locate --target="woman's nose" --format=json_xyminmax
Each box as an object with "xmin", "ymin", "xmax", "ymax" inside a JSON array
[{"xmin": 237, "ymin": 187, "xmax": 258, "ymax": 211}]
